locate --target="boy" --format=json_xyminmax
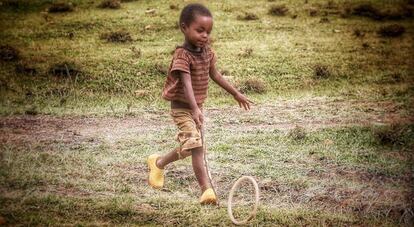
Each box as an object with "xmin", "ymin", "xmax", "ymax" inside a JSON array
[{"xmin": 147, "ymin": 3, "xmax": 252, "ymax": 205}]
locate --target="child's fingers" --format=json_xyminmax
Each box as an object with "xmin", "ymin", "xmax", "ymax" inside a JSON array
[
  {"xmin": 199, "ymin": 114, "xmax": 204, "ymax": 125},
  {"xmin": 243, "ymin": 102, "xmax": 249, "ymax": 110},
  {"xmin": 194, "ymin": 116, "xmax": 201, "ymax": 127},
  {"xmin": 245, "ymin": 101, "xmax": 251, "ymax": 110}
]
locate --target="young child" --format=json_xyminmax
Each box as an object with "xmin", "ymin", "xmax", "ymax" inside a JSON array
[{"xmin": 147, "ymin": 3, "xmax": 252, "ymax": 205}]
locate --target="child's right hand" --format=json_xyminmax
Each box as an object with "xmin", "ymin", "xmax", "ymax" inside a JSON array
[{"xmin": 192, "ymin": 108, "xmax": 204, "ymax": 128}]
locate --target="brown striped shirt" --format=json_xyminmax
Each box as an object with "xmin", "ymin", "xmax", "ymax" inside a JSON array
[{"xmin": 162, "ymin": 46, "xmax": 216, "ymax": 105}]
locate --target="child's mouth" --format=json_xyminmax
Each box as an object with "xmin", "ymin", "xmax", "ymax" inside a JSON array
[{"xmin": 197, "ymin": 41, "xmax": 206, "ymax": 47}]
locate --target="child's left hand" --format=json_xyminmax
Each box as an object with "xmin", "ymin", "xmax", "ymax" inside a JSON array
[{"xmin": 234, "ymin": 93, "xmax": 254, "ymax": 110}]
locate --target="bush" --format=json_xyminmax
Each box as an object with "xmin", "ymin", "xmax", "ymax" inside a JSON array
[
  {"xmin": 313, "ymin": 64, "xmax": 332, "ymax": 79},
  {"xmin": 169, "ymin": 4, "xmax": 179, "ymax": 10},
  {"xmin": 100, "ymin": 30, "xmax": 133, "ymax": 42},
  {"xmin": 288, "ymin": 125, "xmax": 307, "ymax": 140},
  {"xmin": 48, "ymin": 2, "xmax": 74, "ymax": 13},
  {"xmin": 351, "ymin": 3, "xmax": 413, "ymax": 20},
  {"xmin": 377, "ymin": 24, "xmax": 405, "ymax": 37},
  {"xmin": 269, "ymin": 5, "xmax": 289, "ymax": 16},
  {"xmin": 371, "ymin": 123, "xmax": 412, "ymax": 147},
  {"xmin": 15, "ymin": 61, "xmax": 37, "ymax": 75},
  {"xmin": 49, "ymin": 62, "xmax": 81, "ymax": 77},
  {"xmin": 238, "ymin": 48, "xmax": 253, "ymax": 57},
  {"xmin": 237, "ymin": 12, "xmax": 259, "ymax": 20},
  {"xmin": 309, "ymin": 7, "xmax": 318, "ymax": 16},
  {"xmin": 98, "ymin": 0, "xmax": 121, "ymax": 9},
  {"xmin": 0, "ymin": 45, "xmax": 20, "ymax": 61},
  {"xmin": 238, "ymin": 78, "xmax": 267, "ymax": 94}
]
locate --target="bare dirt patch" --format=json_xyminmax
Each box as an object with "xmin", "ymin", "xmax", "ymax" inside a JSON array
[
  {"xmin": 0, "ymin": 113, "xmax": 170, "ymax": 147},
  {"xmin": 1, "ymin": 99, "xmax": 412, "ymax": 147}
]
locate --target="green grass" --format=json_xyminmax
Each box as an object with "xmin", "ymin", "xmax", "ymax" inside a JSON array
[
  {"xmin": 1, "ymin": 0, "xmax": 413, "ymax": 115},
  {"xmin": 1, "ymin": 0, "xmax": 413, "ymax": 225},
  {"xmin": 1, "ymin": 124, "xmax": 413, "ymax": 225}
]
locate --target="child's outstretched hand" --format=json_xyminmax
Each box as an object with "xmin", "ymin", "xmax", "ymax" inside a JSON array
[{"xmin": 234, "ymin": 93, "xmax": 254, "ymax": 110}]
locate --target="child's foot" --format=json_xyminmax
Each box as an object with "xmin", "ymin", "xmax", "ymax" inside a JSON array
[
  {"xmin": 199, "ymin": 188, "xmax": 217, "ymax": 205},
  {"xmin": 147, "ymin": 154, "xmax": 164, "ymax": 189}
]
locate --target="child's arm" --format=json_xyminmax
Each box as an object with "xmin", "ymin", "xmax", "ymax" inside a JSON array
[
  {"xmin": 176, "ymin": 71, "xmax": 204, "ymax": 127},
  {"xmin": 209, "ymin": 65, "xmax": 253, "ymax": 110}
]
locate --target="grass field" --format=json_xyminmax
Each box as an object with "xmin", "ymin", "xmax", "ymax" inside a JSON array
[{"xmin": 1, "ymin": 0, "xmax": 413, "ymax": 226}]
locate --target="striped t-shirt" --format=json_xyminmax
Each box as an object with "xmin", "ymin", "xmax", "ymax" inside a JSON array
[{"xmin": 162, "ymin": 46, "xmax": 216, "ymax": 105}]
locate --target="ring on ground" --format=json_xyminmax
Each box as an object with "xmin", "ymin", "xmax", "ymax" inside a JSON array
[{"xmin": 227, "ymin": 176, "xmax": 260, "ymax": 225}]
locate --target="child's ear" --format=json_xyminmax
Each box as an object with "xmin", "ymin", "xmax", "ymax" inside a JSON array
[{"xmin": 180, "ymin": 22, "xmax": 187, "ymax": 32}]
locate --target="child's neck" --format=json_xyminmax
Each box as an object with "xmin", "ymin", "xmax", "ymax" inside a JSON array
[{"xmin": 183, "ymin": 40, "xmax": 202, "ymax": 53}]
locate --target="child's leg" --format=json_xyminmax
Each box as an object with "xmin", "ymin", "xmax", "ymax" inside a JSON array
[
  {"xmin": 156, "ymin": 147, "xmax": 192, "ymax": 169},
  {"xmin": 192, "ymin": 146, "xmax": 217, "ymax": 204},
  {"xmin": 148, "ymin": 148, "xmax": 192, "ymax": 189},
  {"xmin": 157, "ymin": 146, "xmax": 210, "ymax": 192},
  {"xmin": 191, "ymin": 146, "xmax": 210, "ymax": 192}
]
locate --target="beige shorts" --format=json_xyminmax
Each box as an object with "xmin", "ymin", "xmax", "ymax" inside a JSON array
[{"xmin": 170, "ymin": 108, "xmax": 202, "ymax": 152}]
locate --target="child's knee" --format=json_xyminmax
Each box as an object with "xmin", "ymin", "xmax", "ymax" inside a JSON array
[
  {"xmin": 177, "ymin": 146, "xmax": 203, "ymax": 159},
  {"xmin": 176, "ymin": 148, "xmax": 192, "ymax": 159},
  {"xmin": 191, "ymin": 146, "xmax": 203, "ymax": 154}
]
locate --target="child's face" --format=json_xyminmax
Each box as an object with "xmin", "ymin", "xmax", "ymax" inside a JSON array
[{"xmin": 181, "ymin": 15, "xmax": 213, "ymax": 49}]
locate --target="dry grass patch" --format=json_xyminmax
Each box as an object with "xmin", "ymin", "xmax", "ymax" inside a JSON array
[
  {"xmin": 100, "ymin": 30, "xmax": 133, "ymax": 43},
  {"xmin": 269, "ymin": 5, "xmax": 289, "ymax": 16}
]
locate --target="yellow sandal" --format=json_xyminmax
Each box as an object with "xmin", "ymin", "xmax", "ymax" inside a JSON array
[
  {"xmin": 199, "ymin": 188, "xmax": 217, "ymax": 205},
  {"xmin": 147, "ymin": 154, "xmax": 164, "ymax": 189}
]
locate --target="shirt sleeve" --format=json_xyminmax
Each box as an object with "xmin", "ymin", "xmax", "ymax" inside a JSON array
[{"xmin": 170, "ymin": 49, "xmax": 190, "ymax": 75}]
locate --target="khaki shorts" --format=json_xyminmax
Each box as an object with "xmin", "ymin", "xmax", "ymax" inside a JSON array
[{"xmin": 170, "ymin": 108, "xmax": 202, "ymax": 152}]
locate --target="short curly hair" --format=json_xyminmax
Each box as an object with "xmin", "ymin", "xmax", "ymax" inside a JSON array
[{"xmin": 179, "ymin": 3, "xmax": 212, "ymax": 26}]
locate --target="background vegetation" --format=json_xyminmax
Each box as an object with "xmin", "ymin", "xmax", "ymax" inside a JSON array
[{"xmin": 0, "ymin": 0, "xmax": 413, "ymax": 226}]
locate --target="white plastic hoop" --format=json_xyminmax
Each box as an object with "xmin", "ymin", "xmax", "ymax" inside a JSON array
[{"xmin": 227, "ymin": 176, "xmax": 260, "ymax": 225}]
